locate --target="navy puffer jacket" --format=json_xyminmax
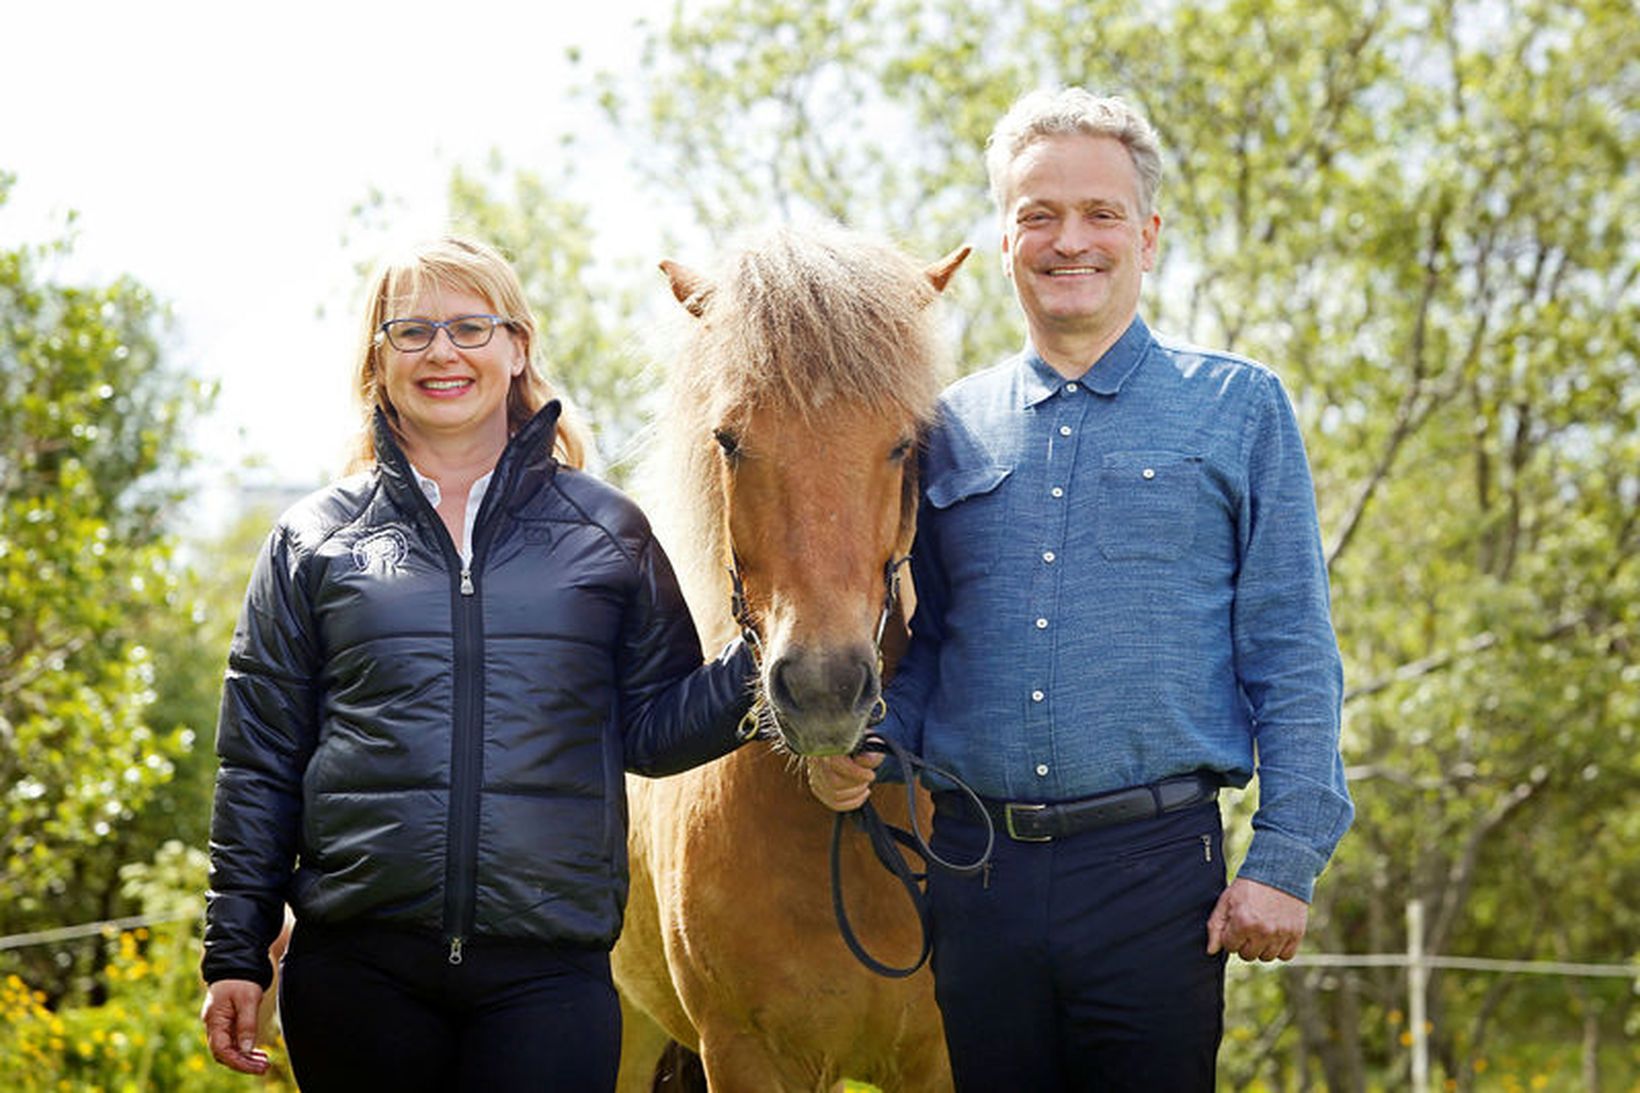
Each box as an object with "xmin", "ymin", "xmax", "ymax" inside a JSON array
[{"xmin": 202, "ymin": 403, "xmax": 753, "ymax": 986}]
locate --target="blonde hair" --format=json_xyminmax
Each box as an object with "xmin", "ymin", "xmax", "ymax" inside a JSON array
[
  {"xmin": 345, "ymin": 236, "xmax": 591, "ymax": 472},
  {"xmin": 985, "ymin": 88, "xmax": 1163, "ymax": 217}
]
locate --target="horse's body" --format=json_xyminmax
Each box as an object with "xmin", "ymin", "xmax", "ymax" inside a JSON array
[{"xmin": 611, "ymin": 226, "xmax": 967, "ymax": 1092}]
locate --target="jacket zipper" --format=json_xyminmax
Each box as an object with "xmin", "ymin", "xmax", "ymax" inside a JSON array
[
  {"xmin": 438, "ymin": 453, "xmax": 520, "ymax": 966},
  {"xmin": 444, "ymin": 553, "xmax": 483, "ymax": 965}
]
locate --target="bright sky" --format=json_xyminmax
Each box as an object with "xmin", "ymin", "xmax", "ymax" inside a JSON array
[{"xmin": 1, "ymin": 0, "xmax": 669, "ymax": 524}]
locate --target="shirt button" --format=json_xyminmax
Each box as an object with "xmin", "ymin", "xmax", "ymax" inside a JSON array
[
  {"xmin": 1050, "ymin": 487, "xmax": 1064, "ymax": 498},
  {"xmin": 1035, "ymin": 617, "xmax": 1049, "ymax": 629},
  {"xmin": 1066, "ymin": 382, "xmax": 1078, "ymax": 392},
  {"xmin": 1042, "ymin": 551, "xmax": 1055, "ymax": 563},
  {"xmin": 1035, "ymin": 764, "xmax": 1049, "ymax": 777},
  {"xmin": 1059, "ymin": 425, "xmax": 1072, "ymax": 437},
  {"xmin": 1142, "ymin": 467, "xmax": 1156, "ymax": 480},
  {"xmin": 1031, "ymin": 689, "xmax": 1044, "ymax": 702}
]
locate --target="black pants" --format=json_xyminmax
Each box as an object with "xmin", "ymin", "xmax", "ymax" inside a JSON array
[
  {"xmin": 278, "ymin": 922, "xmax": 620, "ymax": 1093},
  {"xmin": 928, "ymin": 799, "xmax": 1227, "ymax": 1091}
]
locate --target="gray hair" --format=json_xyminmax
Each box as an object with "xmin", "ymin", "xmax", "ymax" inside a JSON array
[{"xmin": 984, "ymin": 88, "xmax": 1163, "ymax": 216}]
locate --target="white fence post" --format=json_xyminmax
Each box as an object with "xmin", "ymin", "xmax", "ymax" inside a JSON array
[{"xmin": 1408, "ymin": 898, "xmax": 1429, "ymax": 1093}]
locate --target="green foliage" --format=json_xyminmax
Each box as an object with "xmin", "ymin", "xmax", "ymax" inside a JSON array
[
  {"xmin": 591, "ymin": 0, "xmax": 1640, "ymax": 1084},
  {"xmin": 0, "ymin": 842, "xmax": 294, "ymax": 1092},
  {"xmin": 0, "ymin": 180, "xmax": 215, "ymax": 997}
]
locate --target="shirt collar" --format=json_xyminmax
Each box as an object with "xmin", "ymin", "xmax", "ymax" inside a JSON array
[
  {"xmin": 408, "ymin": 464, "xmax": 495, "ymax": 510},
  {"xmin": 1019, "ymin": 315, "xmax": 1153, "ymax": 407}
]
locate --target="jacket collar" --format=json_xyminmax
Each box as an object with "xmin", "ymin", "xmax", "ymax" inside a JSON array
[{"xmin": 373, "ymin": 399, "xmax": 563, "ymax": 517}]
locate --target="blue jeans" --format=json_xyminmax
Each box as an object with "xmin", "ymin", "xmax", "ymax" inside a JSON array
[
  {"xmin": 928, "ymin": 799, "xmax": 1227, "ymax": 1091},
  {"xmin": 278, "ymin": 921, "xmax": 620, "ymax": 1093}
]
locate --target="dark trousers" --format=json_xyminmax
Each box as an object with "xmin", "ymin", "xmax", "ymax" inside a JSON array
[
  {"xmin": 278, "ymin": 921, "xmax": 620, "ymax": 1093},
  {"xmin": 928, "ymin": 799, "xmax": 1227, "ymax": 1091}
]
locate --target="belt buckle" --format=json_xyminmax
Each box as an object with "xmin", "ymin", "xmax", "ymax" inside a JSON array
[{"xmin": 1004, "ymin": 803, "xmax": 1051, "ymax": 842}]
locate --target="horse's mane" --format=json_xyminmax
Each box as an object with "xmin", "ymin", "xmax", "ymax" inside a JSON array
[{"xmin": 642, "ymin": 224, "xmax": 953, "ymax": 648}]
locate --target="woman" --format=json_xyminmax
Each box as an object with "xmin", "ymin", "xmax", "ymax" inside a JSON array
[{"xmin": 198, "ymin": 237, "xmax": 754, "ymax": 1090}]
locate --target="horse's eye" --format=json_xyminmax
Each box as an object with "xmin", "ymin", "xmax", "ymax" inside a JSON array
[
  {"xmin": 713, "ymin": 429, "xmax": 741, "ymax": 458},
  {"xmin": 889, "ymin": 437, "xmax": 913, "ymax": 462}
]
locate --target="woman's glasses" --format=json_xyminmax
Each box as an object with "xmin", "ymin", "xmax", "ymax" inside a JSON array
[{"xmin": 377, "ymin": 314, "xmax": 513, "ymax": 352}]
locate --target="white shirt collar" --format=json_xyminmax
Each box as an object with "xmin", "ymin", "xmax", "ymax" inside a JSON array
[{"xmin": 409, "ymin": 463, "xmax": 494, "ymax": 566}]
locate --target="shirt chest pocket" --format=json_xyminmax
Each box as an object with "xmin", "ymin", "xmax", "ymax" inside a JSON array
[
  {"xmin": 1096, "ymin": 451, "xmax": 1204, "ymax": 562},
  {"xmin": 926, "ymin": 463, "xmax": 1013, "ymax": 582}
]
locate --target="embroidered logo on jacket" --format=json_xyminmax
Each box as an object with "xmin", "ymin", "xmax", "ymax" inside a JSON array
[{"xmin": 352, "ymin": 528, "xmax": 410, "ymax": 575}]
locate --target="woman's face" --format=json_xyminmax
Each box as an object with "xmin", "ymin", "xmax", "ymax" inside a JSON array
[{"xmin": 377, "ymin": 284, "xmax": 524, "ymax": 459}]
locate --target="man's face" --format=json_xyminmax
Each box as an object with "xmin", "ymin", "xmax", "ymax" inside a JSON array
[{"xmin": 1000, "ymin": 133, "xmax": 1160, "ymax": 353}]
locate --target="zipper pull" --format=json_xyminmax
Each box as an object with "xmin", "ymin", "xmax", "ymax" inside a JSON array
[
  {"xmin": 1202, "ymin": 835, "xmax": 1213, "ymax": 863},
  {"xmin": 460, "ymin": 567, "xmax": 474, "ymax": 596},
  {"xmin": 448, "ymin": 936, "xmax": 464, "ymax": 965}
]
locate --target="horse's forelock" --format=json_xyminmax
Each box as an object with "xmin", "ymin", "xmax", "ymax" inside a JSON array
[{"xmin": 690, "ymin": 226, "xmax": 948, "ymax": 427}]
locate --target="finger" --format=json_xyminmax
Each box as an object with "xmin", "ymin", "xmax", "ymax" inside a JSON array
[
  {"xmin": 1204, "ymin": 893, "xmax": 1232, "ymax": 955},
  {"xmin": 854, "ymin": 751, "xmax": 885, "ymax": 771},
  {"xmin": 234, "ymin": 994, "xmax": 260, "ymax": 1059}
]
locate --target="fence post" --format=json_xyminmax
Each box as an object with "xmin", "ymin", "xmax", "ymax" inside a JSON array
[{"xmin": 1408, "ymin": 899, "xmax": 1429, "ymax": 1093}]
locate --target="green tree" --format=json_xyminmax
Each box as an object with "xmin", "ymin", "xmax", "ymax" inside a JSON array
[
  {"xmin": 0, "ymin": 172, "xmax": 214, "ymax": 997},
  {"xmin": 592, "ymin": 0, "xmax": 1640, "ymax": 1085}
]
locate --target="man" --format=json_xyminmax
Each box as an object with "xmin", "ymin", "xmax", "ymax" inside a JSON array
[{"xmin": 809, "ymin": 88, "xmax": 1353, "ymax": 1089}]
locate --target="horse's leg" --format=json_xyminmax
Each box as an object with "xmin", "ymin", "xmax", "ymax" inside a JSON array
[
  {"xmin": 614, "ymin": 997, "xmax": 674, "ymax": 1093},
  {"xmin": 696, "ymin": 1027, "xmax": 803, "ymax": 1093}
]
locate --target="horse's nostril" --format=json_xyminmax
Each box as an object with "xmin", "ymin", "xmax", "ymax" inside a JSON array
[
  {"xmin": 848, "ymin": 660, "xmax": 876, "ymax": 714},
  {"xmin": 768, "ymin": 658, "xmax": 800, "ymax": 712},
  {"xmin": 768, "ymin": 650, "xmax": 879, "ymax": 719}
]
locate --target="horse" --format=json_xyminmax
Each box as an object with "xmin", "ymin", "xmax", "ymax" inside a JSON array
[{"xmin": 611, "ymin": 224, "xmax": 968, "ymax": 1092}]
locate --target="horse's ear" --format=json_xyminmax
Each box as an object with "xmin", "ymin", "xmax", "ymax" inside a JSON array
[
  {"xmin": 660, "ymin": 259, "xmax": 714, "ymax": 319},
  {"xmin": 923, "ymin": 245, "xmax": 972, "ymax": 296}
]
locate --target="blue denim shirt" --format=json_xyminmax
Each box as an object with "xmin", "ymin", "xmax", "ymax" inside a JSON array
[{"xmin": 883, "ymin": 316, "xmax": 1353, "ymax": 902}]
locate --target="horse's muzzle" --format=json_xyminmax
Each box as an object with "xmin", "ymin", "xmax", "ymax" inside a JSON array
[{"xmin": 763, "ymin": 644, "xmax": 880, "ymax": 755}]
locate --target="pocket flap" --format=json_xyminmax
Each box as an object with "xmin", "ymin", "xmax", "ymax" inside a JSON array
[{"xmin": 926, "ymin": 464, "xmax": 1012, "ymax": 509}]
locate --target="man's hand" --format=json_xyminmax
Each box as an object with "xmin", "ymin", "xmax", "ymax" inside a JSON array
[
  {"xmin": 805, "ymin": 751, "xmax": 884, "ymax": 811},
  {"xmin": 1206, "ymin": 877, "xmax": 1308, "ymax": 962},
  {"xmin": 201, "ymin": 979, "xmax": 271, "ymax": 1074}
]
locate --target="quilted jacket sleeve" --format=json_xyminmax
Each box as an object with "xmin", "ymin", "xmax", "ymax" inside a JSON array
[
  {"xmin": 200, "ymin": 525, "xmax": 323, "ymax": 988},
  {"xmin": 617, "ymin": 531, "xmax": 756, "ymax": 777}
]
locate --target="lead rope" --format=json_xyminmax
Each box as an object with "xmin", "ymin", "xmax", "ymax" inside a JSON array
[{"xmin": 830, "ymin": 732, "xmax": 994, "ymax": 978}]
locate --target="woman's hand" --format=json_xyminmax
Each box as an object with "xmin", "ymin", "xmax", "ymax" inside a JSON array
[{"xmin": 201, "ymin": 979, "xmax": 271, "ymax": 1074}]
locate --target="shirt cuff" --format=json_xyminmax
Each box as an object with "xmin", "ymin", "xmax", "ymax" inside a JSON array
[{"xmin": 1235, "ymin": 827, "xmax": 1328, "ymax": 903}]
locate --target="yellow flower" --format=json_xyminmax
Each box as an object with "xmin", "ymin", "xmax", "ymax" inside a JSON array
[
  {"xmin": 1387, "ymin": 1008, "xmax": 1404, "ymax": 1025},
  {"xmin": 185, "ymin": 1054, "xmax": 207, "ymax": 1072},
  {"xmin": 1531, "ymin": 1078, "xmax": 1549, "ymax": 1090}
]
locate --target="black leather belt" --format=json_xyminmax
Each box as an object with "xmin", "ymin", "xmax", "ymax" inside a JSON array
[{"xmin": 937, "ymin": 772, "xmax": 1221, "ymax": 843}]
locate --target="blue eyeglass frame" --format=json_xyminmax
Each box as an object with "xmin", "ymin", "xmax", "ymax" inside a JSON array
[{"xmin": 376, "ymin": 314, "xmax": 515, "ymax": 351}]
